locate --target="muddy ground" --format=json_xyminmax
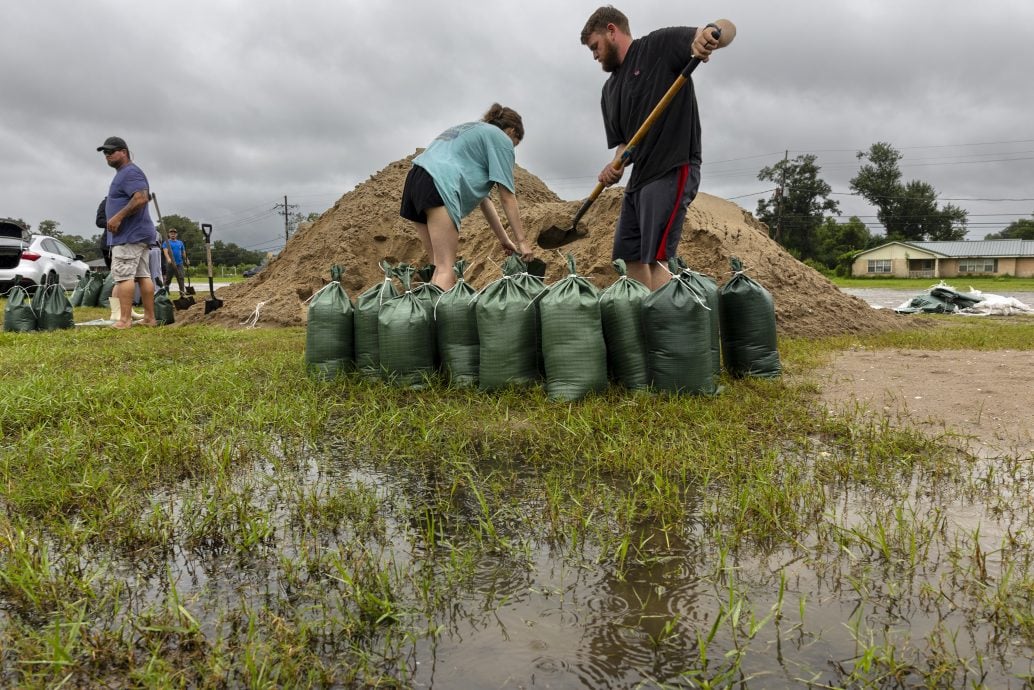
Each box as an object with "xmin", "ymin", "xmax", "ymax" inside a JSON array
[{"xmin": 817, "ymin": 344, "xmax": 1033, "ymax": 458}]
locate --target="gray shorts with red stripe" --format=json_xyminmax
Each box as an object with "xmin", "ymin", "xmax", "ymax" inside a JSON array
[{"xmin": 613, "ymin": 163, "xmax": 700, "ymax": 264}]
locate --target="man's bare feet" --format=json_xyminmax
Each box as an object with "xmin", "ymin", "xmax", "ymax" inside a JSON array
[
  {"xmin": 111, "ymin": 320, "xmax": 132, "ymax": 329},
  {"xmin": 138, "ymin": 319, "xmax": 158, "ymax": 327}
]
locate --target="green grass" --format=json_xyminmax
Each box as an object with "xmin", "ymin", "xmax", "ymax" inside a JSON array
[{"xmin": 1, "ymin": 310, "xmax": 1032, "ymax": 687}]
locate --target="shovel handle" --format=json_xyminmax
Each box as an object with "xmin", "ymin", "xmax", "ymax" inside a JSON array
[
  {"xmin": 571, "ymin": 181, "xmax": 607, "ymax": 228},
  {"xmin": 200, "ymin": 223, "xmax": 215, "ymax": 284},
  {"xmin": 616, "ymin": 28, "xmax": 718, "ymax": 170},
  {"xmin": 567, "ymin": 27, "xmax": 719, "ymax": 236},
  {"xmin": 150, "ymin": 192, "xmax": 167, "ymax": 237}
]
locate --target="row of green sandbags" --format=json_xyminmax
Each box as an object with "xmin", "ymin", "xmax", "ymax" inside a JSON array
[
  {"xmin": 305, "ymin": 255, "xmax": 780, "ymax": 401},
  {"xmin": 3, "ymin": 283, "xmax": 75, "ymax": 332},
  {"xmin": 69, "ymin": 271, "xmax": 115, "ymax": 308},
  {"xmin": 4, "ymin": 279, "xmax": 175, "ymax": 332}
]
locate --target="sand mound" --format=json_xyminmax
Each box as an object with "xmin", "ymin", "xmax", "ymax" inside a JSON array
[{"xmin": 176, "ymin": 153, "xmax": 904, "ymax": 339}]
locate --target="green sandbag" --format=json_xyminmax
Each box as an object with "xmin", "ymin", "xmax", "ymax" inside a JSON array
[
  {"xmin": 509, "ymin": 255, "xmax": 546, "ymax": 297},
  {"xmin": 412, "ymin": 265, "xmax": 443, "ymax": 368},
  {"xmin": 98, "ymin": 271, "xmax": 115, "ymax": 309},
  {"xmin": 642, "ymin": 262, "xmax": 716, "ymax": 395},
  {"xmin": 354, "ymin": 260, "xmax": 398, "ymax": 380},
  {"xmin": 506, "ymin": 254, "xmax": 546, "ymax": 375},
  {"xmin": 540, "ymin": 254, "xmax": 607, "ymax": 401},
  {"xmin": 718, "ymin": 257, "xmax": 781, "ymax": 379},
  {"xmin": 154, "ymin": 288, "xmax": 175, "ymax": 326},
  {"xmin": 305, "ymin": 265, "xmax": 355, "ymax": 379},
  {"xmin": 69, "ymin": 271, "xmax": 90, "ymax": 307},
  {"xmin": 3, "ymin": 283, "xmax": 37, "ymax": 332},
  {"xmin": 378, "ymin": 264, "xmax": 435, "ymax": 388},
  {"xmin": 476, "ymin": 258, "xmax": 539, "ymax": 391},
  {"xmin": 434, "ymin": 259, "xmax": 479, "ymax": 387},
  {"xmin": 676, "ymin": 258, "xmax": 721, "ymax": 378},
  {"xmin": 81, "ymin": 272, "xmax": 105, "ymax": 307},
  {"xmin": 598, "ymin": 259, "xmax": 650, "ymax": 390},
  {"xmin": 37, "ymin": 285, "xmax": 74, "ymax": 331}
]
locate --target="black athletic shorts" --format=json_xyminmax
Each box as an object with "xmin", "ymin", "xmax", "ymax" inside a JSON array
[{"xmin": 399, "ymin": 164, "xmax": 445, "ymax": 224}]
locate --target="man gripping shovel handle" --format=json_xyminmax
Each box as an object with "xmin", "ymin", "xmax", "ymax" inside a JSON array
[{"xmin": 537, "ymin": 25, "xmax": 721, "ymax": 250}]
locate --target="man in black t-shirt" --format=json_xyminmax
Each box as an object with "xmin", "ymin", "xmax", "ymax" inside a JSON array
[{"xmin": 581, "ymin": 8, "xmax": 736, "ymax": 290}]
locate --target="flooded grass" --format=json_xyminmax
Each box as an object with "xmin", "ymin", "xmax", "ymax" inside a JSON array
[{"xmin": 1, "ymin": 315, "xmax": 1033, "ymax": 687}]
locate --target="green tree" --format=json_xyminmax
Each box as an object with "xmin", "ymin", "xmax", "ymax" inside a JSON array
[
  {"xmin": 58, "ymin": 233, "xmax": 103, "ymax": 260},
  {"xmin": 985, "ymin": 217, "xmax": 1034, "ymax": 240},
  {"xmin": 755, "ymin": 154, "xmax": 840, "ymax": 260},
  {"xmin": 37, "ymin": 219, "xmax": 61, "ymax": 237},
  {"xmin": 155, "ymin": 213, "xmax": 263, "ymax": 268},
  {"xmin": 850, "ymin": 142, "xmax": 967, "ymax": 241},
  {"xmin": 814, "ymin": 216, "xmax": 872, "ymax": 269}
]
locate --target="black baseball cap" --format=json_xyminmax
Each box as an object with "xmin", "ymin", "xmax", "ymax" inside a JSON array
[{"xmin": 97, "ymin": 136, "xmax": 128, "ymax": 153}]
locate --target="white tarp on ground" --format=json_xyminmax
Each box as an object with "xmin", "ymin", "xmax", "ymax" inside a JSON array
[
  {"xmin": 957, "ymin": 290, "xmax": 1034, "ymax": 316},
  {"xmin": 894, "ymin": 282, "xmax": 1034, "ymax": 315}
]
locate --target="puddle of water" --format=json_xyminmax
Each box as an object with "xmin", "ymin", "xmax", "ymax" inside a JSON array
[{"xmin": 9, "ymin": 436, "xmax": 1032, "ymax": 687}]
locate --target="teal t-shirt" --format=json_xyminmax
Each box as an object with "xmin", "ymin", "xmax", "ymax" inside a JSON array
[{"xmin": 413, "ymin": 122, "xmax": 516, "ymax": 231}]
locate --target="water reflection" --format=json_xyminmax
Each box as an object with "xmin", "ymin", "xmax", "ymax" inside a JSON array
[{"xmin": 14, "ymin": 432, "xmax": 1032, "ymax": 688}]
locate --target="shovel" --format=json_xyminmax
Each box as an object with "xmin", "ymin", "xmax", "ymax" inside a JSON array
[
  {"xmin": 151, "ymin": 192, "xmax": 196, "ymax": 307},
  {"xmin": 537, "ymin": 30, "xmax": 719, "ymax": 250},
  {"xmin": 201, "ymin": 223, "xmax": 224, "ymax": 314}
]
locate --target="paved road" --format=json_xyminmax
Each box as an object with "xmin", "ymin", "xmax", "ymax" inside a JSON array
[{"xmin": 842, "ymin": 287, "xmax": 1034, "ymax": 309}]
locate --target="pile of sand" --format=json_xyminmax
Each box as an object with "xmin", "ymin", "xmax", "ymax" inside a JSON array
[{"xmin": 176, "ymin": 153, "xmax": 903, "ymax": 339}]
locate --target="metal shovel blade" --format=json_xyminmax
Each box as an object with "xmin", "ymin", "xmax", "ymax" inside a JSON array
[
  {"xmin": 537, "ymin": 224, "xmax": 588, "ymax": 250},
  {"xmin": 204, "ymin": 297, "xmax": 224, "ymax": 314},
  {"xmin": 173, "ymin": 296, "xmax": 195, "ymax": 310}
]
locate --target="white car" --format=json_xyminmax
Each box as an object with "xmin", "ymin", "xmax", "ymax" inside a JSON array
[{"xmin": 0, "ymin": 219, "xmax": 90, "ymax": 293}]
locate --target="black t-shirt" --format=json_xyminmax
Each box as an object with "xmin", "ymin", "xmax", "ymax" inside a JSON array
[{"xmin": 602, "ymin": 26, "xmax": 701, "ymax": 192}]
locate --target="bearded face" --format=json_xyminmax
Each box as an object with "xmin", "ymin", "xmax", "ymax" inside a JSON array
[{"xmin": 588, "ymin": 31, "xmax": 622, "ymax": 73}]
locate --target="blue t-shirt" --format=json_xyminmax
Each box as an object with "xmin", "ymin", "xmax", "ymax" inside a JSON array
[
  {"xmin": 413, "ymin": 122, "xmax": 516, "ymax": 231},
  {"xmin": 163, "ymin": 238, "xmax": 186, "ymax": 265},
  {"xmin": 105, "ymin": 162, "xmax": 156, "ymax": 246}
]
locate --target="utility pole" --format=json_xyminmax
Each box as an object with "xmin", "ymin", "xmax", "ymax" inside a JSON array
[
  {"xmin": 775, "ymin": 150, "xmax": 788, "ymax": 243},
  {"xmin": 273, "ymin": 195, "xmax": 298, "ymax": 243}
]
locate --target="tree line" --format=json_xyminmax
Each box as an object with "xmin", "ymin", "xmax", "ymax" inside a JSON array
[
  {"xmin": 754, "ymin": 141, "xmax": 1034, "ymax": 275},
  {"xmin": 23, "ymin": 215, "xmax": 269, "ymax": 269}
]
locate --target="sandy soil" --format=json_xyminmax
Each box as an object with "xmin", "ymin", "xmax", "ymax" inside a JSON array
[
  {"xmin": 174, "ymin": 153, "xmax": 906, "ymax": 340},
  {"xmin": 167, "ymin": 152, "xmax": 1033, "ymax": 457},
  {"xmin": 817, "ymin": 345, "xmax": 1034, "ymax": 458}
]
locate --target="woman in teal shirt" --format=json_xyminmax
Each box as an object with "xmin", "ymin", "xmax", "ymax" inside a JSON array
[{"xmin": 400, "ymin": 103, "xmax": 534, "ymax": 290}]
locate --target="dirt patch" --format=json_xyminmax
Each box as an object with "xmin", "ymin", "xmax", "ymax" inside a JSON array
[
  {"xmin": 817, "ymin": 347, "xmax": 1034, "ymax": 458},
  {"xmin": 175, "ymin": 153, "xmax": 905, "ymax": 339}
]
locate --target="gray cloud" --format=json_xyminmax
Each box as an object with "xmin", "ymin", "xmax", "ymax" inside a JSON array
[{"xmin": 3, "ymin": 1, "xmax": 1031, "ymax": 252}]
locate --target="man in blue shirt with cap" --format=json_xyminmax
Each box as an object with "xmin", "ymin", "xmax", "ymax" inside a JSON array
[{"xmin": 98, "ymin": 136, "xmax": 158, "ymax": 328}]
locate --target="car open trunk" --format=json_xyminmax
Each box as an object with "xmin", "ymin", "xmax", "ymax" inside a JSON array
[{"xmin": 0, "ymin": 218, "xmax": 29, "ymax": 270}]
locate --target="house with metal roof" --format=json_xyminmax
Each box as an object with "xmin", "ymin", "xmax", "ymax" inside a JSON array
[{"xmin": 851, "ymin": 240, "xmax": 1034, "ymax": 278}]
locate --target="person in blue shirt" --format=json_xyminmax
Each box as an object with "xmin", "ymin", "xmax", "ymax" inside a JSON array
[
  {"xmin": 400, "ymin": 103, "xmax": 534, "ymax": 291},
  {"xmin": 162, "ymin": 228, "xmax": 189, "ymax": 294},
  {"xmin": 98, "ymin": 136, "xmax": 158, "ymax": 327}
]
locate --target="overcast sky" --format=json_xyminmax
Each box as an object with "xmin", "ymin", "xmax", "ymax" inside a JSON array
[{"xmin": 3, "ymin": 1, "xmax": 1032, "ymax": 254}]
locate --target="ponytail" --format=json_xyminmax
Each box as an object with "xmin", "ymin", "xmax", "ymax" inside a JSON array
[{"xmin": 482, "ymin": 103, "xmax": 524, "ymax": 143}]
